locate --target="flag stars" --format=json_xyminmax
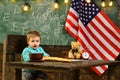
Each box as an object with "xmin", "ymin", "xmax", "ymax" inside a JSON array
[
  {"xmin": 80, "ymin": 17, "xmax": 82, "ymax": 20},
  {"xmin": 96, "ymin": 8, "xmax": 99, "ymax": 11},
  {"xmin": 83, "ymin": 18, "xmax": 85, "ymax": 21},
  {"xmin": 83, "ymin": 10, "xmax": 85, "ymax": 13},
  {"xmin": 89, "ymin": 12, "xmax": 91, "ymax": 14},
  {"xmin": 73, "ymin": 7, "xmax": 76, "ymax": 9},
  {"xmin": 76, "ymin": 2, "xmax": 79, "ymax": 5},
  {"xmin": 92, "ymin": 4, "xmax": 95, "ymax": 7},
  {"xmin": 85, "ymin": 3, "xmax": 87, "ymax": 6},
  {"xmin": 85, "ymin": 7, "xmax": 87, "ymax": 10},
  {"xmin": 86, "ymin": 19, "xmax": 88, "ymax": 22},
  {"xmin": 77, "ymin": 6, "xmax": 79, "ymax": 9},
  {"xmin": 92, "ymin": 8, "xmax": 95, "ymax": 11},
  {"xmin": 83, "ymin": 22, "xmax": 85, "ymax": 25},
  {"xmin": 89, "ymin": 16, "xmax": 92, "ymax": 18},
  {"xmin": 89, "ymin": 3, "xmax": 91, "ymax": 6},
  {"xmin": 80, "ymin": 9, "xmax": 82, "ymax": 11},
  {"xmin": 72, "ymin": 1, "xmax": 74, "ymax": 5},
  {"xmin": 92, "ymin": 12, "xmax": 95, "ymax": 15},
  {"xmin": 89, "ymin": 8, "xmax": 91, "ymax": 10}
]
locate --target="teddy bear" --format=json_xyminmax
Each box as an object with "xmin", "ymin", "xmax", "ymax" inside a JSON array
[{"xmin": 68, "ymin": 41, "xmax": 82, "ymax": 59}]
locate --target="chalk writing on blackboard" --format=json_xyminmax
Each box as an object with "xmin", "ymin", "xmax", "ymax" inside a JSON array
[
  {"xmin": 14, "ymin": 5, "xmax": 21, "ymax": 14},
  {"xmin": 3, "ymin": 13, "xmax": 10, "ymax": 22}
]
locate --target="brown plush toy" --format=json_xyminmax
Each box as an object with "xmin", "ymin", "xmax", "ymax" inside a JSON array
[{"xmin": 68, "ymin": 41, "xmax": 82, "ymax": 59}]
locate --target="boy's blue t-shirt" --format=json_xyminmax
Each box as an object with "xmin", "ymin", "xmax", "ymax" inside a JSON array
[{"xmin": 22, "ymin": 46, "xmax": 50, "ymax": 62}]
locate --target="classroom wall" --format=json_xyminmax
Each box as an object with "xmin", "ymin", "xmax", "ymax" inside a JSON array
[
  {"xmin": 0, "ymin": 0, "xmax": 119, "ymax": 45},
  {"xmin": 0, "ymin": 0, "xmax": 119, "ymax": 80}
]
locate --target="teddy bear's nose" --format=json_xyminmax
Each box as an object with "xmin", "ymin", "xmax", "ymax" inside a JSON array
[{"xmin": 72, "ymin": 49, "xmax": 78, "ymax": 52}]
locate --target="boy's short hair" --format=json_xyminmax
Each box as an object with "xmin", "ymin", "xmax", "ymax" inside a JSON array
[{"xmin": 27, "ymin": 30, "xmax": 41, "ymax": 42}]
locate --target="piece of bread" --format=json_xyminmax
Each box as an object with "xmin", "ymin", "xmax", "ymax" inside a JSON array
[{"xmin": 42, "ymin": 56, "xmax": 71, "ymax": 62}]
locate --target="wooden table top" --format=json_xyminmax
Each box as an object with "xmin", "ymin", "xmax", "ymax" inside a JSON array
[{"xmin": 6, "ymin": 59, "xmax": 120, "ymax": 69}]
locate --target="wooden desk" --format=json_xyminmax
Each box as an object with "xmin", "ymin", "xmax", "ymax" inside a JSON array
[{"xmin": 5, "ymin": 60, "xmax": 120, "ymax": 80}]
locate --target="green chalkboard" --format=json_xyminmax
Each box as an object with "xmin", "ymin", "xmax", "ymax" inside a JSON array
[
  {"xmin": 0, "ymin": 0, "xmax": 75, "ymax": 45},
  {"xmin": 0, "ymin": 0, "xmax": 118, "ymax": 45}
]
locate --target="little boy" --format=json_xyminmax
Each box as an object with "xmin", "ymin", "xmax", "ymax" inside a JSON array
[{"xmin": 22, "ymin": 30, "xmax": 49, "ymax": 80}]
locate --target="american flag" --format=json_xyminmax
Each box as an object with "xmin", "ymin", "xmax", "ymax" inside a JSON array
[{"xmin": 65, "ymin": 0, "xmax": 120, "ymax": 76}]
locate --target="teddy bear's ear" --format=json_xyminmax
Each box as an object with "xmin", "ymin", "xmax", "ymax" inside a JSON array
[
  {"xmin": 77, "ymin": 41, "xmax": 81, "ymax": 45},
  {"xmin": 71, "ymin": 41, "xmax": 75, "ymax": 45}
]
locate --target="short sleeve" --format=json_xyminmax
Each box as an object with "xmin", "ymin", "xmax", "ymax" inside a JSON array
[{"xmin": 22, "ymin": 48, "xmax": 31, "ymax": 62}]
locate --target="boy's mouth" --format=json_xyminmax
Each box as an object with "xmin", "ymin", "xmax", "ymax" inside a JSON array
[{"xmin": 33, "ymin": 45, "xmax": 37, "ymax": 48}]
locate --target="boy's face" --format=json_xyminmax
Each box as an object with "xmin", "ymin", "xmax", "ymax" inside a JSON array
[{"xmin": 28, "ymin": 36, "xmax": 40, "ymax": 49}]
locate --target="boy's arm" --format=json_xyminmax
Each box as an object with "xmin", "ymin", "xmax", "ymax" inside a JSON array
[
  {"xmin": 39, "ymin": 47, "xmax": 50, "ymax": 56},
  {"xmin": 22, "ymin": 48, "xmax": 30, "ymax": 62}
]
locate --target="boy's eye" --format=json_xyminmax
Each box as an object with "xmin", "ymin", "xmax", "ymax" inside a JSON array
[
  {"xmin": 31, "ymin": 40, "xmax": 39, "ymax": 42},
  {"xmin": 31, "ymin": 40, "xmax": 35, "ymax": 42},
  {"xmin": 36, "ymin": 40, "xmax": 39, "ymax": 42}
]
